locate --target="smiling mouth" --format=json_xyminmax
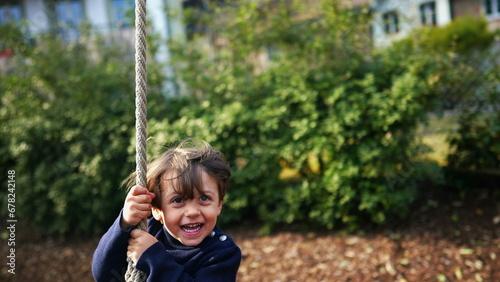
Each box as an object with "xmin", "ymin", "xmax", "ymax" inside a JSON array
[{"xmin": 181, "ymin": 224, "xmax": 203, "ymax": 233}]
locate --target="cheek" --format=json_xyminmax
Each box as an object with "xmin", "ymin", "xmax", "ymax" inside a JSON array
[{"xmin": 163, "ymin": 211, "xmax": 181, "ymax": 229}]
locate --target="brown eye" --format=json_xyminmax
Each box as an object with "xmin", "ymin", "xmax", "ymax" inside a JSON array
[{"xmin": 172, "ymin": 197, "xmax": 184, "ymax": 204}]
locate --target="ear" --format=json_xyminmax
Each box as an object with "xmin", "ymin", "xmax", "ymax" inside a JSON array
[
  {"xmin": 217, "ymin": 200, "xmax": 223, "ymax": 216},
  {"xmin": 152, "ymin": 207, "xmax": 164, "ymax": 223}
]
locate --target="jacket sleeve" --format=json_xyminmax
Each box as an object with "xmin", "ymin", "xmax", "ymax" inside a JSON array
[
  {"xmin": 136, "ymin": 241, "xmax": 242, "ymax": 282},
  {"xmin": 92, "ymin": 210, "xmax": 133, "ymax": 282}
]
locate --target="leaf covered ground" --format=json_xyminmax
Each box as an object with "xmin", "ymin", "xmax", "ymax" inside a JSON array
[{"xmin": 1, "ymin": 186, "xmax": 499, "ymax": 282}]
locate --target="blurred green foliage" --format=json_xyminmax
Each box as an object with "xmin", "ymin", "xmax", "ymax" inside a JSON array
[
  {"xmin": 0, "ymin": 26, "xmax": 167, "ymax": 235},
  {"xmin": 393, "ymin": 15, "xmax": 500, "ymax": 184},
  {"xmin": 417, "ymin": 16, "xmax": 495, "ymax": 54},
  {"xmin": 159, "ymin": 0, "xmax": 441, "ymax": 232},
  {"xmin": 1, "ymin": 0, "xmax": 498, "ymax": 235},
  {"xmin": 446, "ymin": 69, "xmax": 500, "ymax": 181},
  {"xmin": 163, "ymin": 0, "xmax": 499, "ymax": 231}
]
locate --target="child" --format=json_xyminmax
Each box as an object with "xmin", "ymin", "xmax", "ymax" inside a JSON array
[{"xmin": 92, "ymin": 140, "xmax": 241, "ymax": 281}]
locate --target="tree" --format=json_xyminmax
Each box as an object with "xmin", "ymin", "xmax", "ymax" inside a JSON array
[
  {"xmin": 0, "ymin": 26, "xmax": 167, "ymax": 235},
  {"xmin": 153, "ymin": 0, "xmax": 439, "ymax": 231}
]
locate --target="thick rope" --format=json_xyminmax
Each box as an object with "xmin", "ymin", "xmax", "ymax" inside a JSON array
[{"xmin": 125, "ymin": 0, "xmax": 148, "ymax": 281}]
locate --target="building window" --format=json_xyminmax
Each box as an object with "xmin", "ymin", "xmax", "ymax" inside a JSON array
[
  {"xmin": 182, "ymin": 0, "xmax": 209, "ymax": 39},
  {"xmin": 111, "ymin": 0, "xmax": 134, "ymax": 28},
  {"xmin": 420, "ymin": 2, "xmax": 437, "ymax": 26},
  {"xmin": 0, "ymin": 1, "xmax": 23, "ymax": 25},
  {"xmin": 382, "ymin": 11, "xmax": 399, "ymax": 34},
  {"xmin": 54, "ymin": 0, "xmax": 84, "ymax": 41},
  {"xmin": 484, "ymin": 0, "xmax": 500, "ymax": 16}
]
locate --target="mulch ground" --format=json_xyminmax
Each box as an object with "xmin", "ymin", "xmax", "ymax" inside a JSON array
[{"xmin": 2, "ymin": 186, "xmax": 499, "ymax": 282}]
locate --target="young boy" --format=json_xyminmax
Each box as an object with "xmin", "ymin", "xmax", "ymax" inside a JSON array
[{"xmin": 92, "ymin": 141, "xmax": 241, "ymax": 281}]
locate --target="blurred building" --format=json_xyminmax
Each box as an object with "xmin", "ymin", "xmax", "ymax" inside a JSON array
[
  {"xmin": 0, "ymin": 0, "xmax": 219, "ymax": 95},
  {"xmin": 2, "ymin": 0, "xmax": 499, "ymax": 46},
  {"xmin": 0, "ymin": 0, "xmax": 187, "ymax": 41},
  {"xmin": 0, "ymin": 1, "xmax": 184, "ymax": 83},
  {"xmin": 353, "ymin": 0, "xmax": 500, "ymax": 46},
  {"xmin": 1, "ymin": 0, "xmax": 498, "ymax": 79}
]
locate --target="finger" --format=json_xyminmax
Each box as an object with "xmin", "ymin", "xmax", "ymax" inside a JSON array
[
  {"xmin": 130, "ymin": 185, "xmax": 149, "ymax": 196},
  {"xmin": 131, "ymin": 194, "xmax": 155, "ymax": 204},
  {"xmin": 124, "ymin": 200, "xmax": 151, "ymax": 215},
  {"xmin": 131, "ymin": 202, "xmax": 153, "ymax": 212},
  {"xmin": 131, "ymin": 186, "xmax": 156, "ymax": 199},
  {"xmin": 129, "ymin": 206, "xmax": 152, "ymax": 217},
  {"xmin": 130, "ymin": 228, "xmax": 146, "ymax": 238},
  {"xmin": 128, "ymin": 209, "xmax": 151, "ymax": 221},
  {"xmin": 128, "ymin": 238, "xmax": 135, "ymax": 248}
]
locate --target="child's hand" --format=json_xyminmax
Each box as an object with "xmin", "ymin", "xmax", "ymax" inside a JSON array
[
  {"xmin": 121, "ymin": 186, "xmax": 156, "ymax": 230},
  {"xmin": 127, "ymin": 229, "xmax": 158, "ymax": 264}
]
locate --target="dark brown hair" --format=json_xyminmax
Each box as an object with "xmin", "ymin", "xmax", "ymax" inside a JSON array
[{"xmin": 124, "ymin": 139, "xmax": 231, "ymax": 208}]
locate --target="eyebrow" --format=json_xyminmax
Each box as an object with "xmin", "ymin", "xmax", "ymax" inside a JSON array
[
  {"xmin": 163, "ymin": 187, "xmax": 215, "ymax": 197},
  {"xmin": 201, "ymin": 190, "xmax": 216, "ymax": 195},
  {"xmin": 164, "ymin": 190, "xmax": 181, "ymax": 199}
]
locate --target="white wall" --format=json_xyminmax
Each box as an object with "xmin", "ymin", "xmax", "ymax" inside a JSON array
[
  {"xmin": 85, "ymin": 0, "xmax": 109, "ymax": 30},
  {"xmin": 371, "ymin": 0, "xmax": 453, "ymax": 47},
  {"xmin": 23, "ymin": 0, "xmax": 50, "ymax": 34},
  {"xmin": 371, "ymin": 0, "xmax": 413, "ymax": 47},
  {"xmin": 435, "ymin": 0, "xmax": 452, "ymax": 26},
  {"xmin": 147, "ymin": 0, "xmax": 184, "ymax": 97}
]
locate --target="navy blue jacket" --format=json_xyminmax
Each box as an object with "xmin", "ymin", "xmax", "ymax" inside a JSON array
[{"xmin": 92, "ymin": 211, "xmax": 241, "ymax": 281}]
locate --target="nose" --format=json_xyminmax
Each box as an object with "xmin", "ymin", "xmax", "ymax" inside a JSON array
[{"xmin": 184, "ymin": 201, "xmax": 201, "ymax": 217}]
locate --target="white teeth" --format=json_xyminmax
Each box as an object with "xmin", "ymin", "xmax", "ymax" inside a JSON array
[{"xmin": 182, "ymin": 224, "xmax": 202, "ymax": 232}]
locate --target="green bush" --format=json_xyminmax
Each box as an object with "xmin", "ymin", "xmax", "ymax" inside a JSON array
[
  {"xmin": 442, "ymin": 23, "xmax": 500, "ymax": 174},
  {"xmin": 419, "ymin": 16, "xmax": 495, "ymax": 54},
  {"xmin": 3, "ymin": 1, "xmax": 494, "ymax": 235},
  {"xmin": 446, "ymin": 67, "xmax": 500, "ymax": 173},
  {"xmin": 0, "ymin": 27, "xmax": 167, "ymax": 235},
  {"xmin": 391, "ymin": 16, "xmax": 500, "ymax": 188},
  {"xmin": 157, "ymin": 0, "xmax": 443, "ymax": 231},
  {"xmin": 448, "ymin": 113, "xmax": 500, "ymax": 170}
]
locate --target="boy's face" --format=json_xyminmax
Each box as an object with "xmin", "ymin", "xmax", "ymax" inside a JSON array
[{"xmin": 152, "ymin": 170, "xmax": 222, "ymax": 247}]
